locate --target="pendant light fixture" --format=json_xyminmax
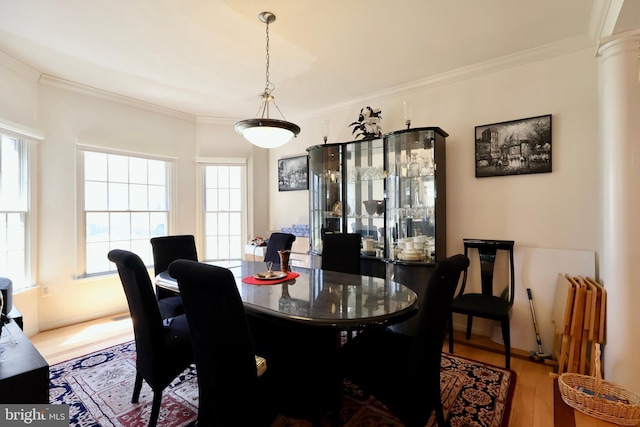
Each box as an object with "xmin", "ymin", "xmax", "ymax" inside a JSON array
[{"xmin": 235, "ymin": 12, "xmax": 301, "ymax": 148}]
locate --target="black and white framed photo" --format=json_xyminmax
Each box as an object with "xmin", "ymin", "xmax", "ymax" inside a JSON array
[
  {"xmin": 278, "ymin": 155, "xmax": 308, "ymax": 191},
  {"xmin": 475, "ymin": 114, "xmax": 552, "ymax": 178}
]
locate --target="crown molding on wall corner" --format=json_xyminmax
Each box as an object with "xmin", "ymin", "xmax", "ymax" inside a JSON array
[
  {"xmin": 38, "ymin": 74, "xmax": 241, "ymax": 125},
  {"xmin": 32, "ymin": 34, "xmax": 594, "ymax": 125},
  {"xmin": 0, "ymin": 50, "xmax": 40, "ymax": 82},
  {"xmin": 38, "ymin": 74, "xmax": 197, "ymax": 122},
  {"xmin": 302, "ymin": 35, "xmax": 595, "ymax": 120}
]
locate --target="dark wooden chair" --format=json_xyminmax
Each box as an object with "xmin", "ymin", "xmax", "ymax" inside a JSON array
[
  {"xmin": 168, "ymin": 260, "xmax": 276, "ymax": 426},
  {"xmin": 448, "ymin": 239, "xmax": 515, "ymax": 368},
  {"xmin": 107, "ymin": 249, "xmax": 192, "ymax": 427},
  {"xmin": 321, "ymin": 233, "xmax": 361, "ymax": 275},
  {"xmin": 339, "ymin": 254, "xmax": 469, "ymax": 427},
  {"xmin": 150, "ymin": 235, "xmax": 198, "ymax": 317}
]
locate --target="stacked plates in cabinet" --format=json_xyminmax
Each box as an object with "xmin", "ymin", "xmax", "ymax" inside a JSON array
[
  {"xmin": 399, "ymin": 249, "xmax": 421, "ymax": 261},
  {"xmin": 396, "ymin": 236, "xmax": 432, "ymax": 261}
]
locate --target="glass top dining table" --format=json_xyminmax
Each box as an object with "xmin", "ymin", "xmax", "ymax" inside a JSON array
[{"xmin": 155, "ymin": 260, "xmax": 419, "ymax": 330}]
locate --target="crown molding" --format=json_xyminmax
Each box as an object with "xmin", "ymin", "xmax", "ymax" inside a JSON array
[
  {"xmin": 304, "ymin": 35, "xmax": 594, "ymax": 119},
  {"xmin": 30, "ymin": 34, "xmax": 594, "ymax": 124},
  {"xmin": 0, "ymin": 50, "xmax": 40, "ymax": 81},
  {"xmin": 38, "ymin": 75, "xmax": 196, "ymax": 122}
]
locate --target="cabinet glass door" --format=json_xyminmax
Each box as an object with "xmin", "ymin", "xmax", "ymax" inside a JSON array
[
  {"xmin": 385, "ymin": 128, "xmax": 446, "ymax": 263},
  {"xmin": 345, "ymin": 138, "xmax": 385, "ymax": 258},
  {"xmin": 308, "ymin": 127, "xmax": 445, "ymax": 263},
  {"xmin": 307, "ymin": 144, "xmax": 343, "ymax": 253}
]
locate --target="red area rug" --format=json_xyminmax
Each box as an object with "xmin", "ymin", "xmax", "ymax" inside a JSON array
[{"xmin": 49, "ymin": 341, "xmax": 515, "ymax": 426}]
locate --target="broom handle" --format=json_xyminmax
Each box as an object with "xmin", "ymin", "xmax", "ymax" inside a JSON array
[{"xmin": 527, "ymin": 288, "xmax": 543, "ymax": 353}]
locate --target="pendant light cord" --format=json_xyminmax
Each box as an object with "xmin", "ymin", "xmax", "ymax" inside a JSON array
[
  {"xmin": 258, "ymin": 17, "xmax": 289, "ymax": 122},
  {"xmin": 264, "ymin": 19, "xmax": 273, "ymax": 95}
]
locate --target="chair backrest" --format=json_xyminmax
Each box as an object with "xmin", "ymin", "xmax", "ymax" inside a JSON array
[
  {"xmin": 410, "ymin": 254, "xmax": 469, "ymax": 384},
  {"xmin": 461, "ymin": 239, "xmax": 515, "ymax": 303},
  {"xmin": 321, "ymin": 233, "xmax": 361, "ymax": 275},
  {"xmin": 263, "ymin": 232, "xmax": 296, "ymax": 264},
  {"xmin": 107, "ymin": 249, "xmax": 167, "ymax": 376},
  {"xmin": 168, "ymin": 259, "xmax": 271, "ymax": 426},
  {"xmin": 150, "ymin": 235, "xmax": 198, "ymax": 277}
]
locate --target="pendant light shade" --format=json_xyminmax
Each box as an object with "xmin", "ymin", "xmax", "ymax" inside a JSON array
[
  {"xmin": 235, "ymin": 118, "xmax": 301, "ymax": 149},
  {"xmin": 235, "ymin": 12, "xmax": 301, "ymax": 148}
]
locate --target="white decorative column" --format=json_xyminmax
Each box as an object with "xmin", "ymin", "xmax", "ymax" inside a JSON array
[{"xmin": 598, "ymin": 30, "xmax": 640, "ymax": 393}]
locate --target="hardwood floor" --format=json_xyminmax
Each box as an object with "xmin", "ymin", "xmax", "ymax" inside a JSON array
[
  {"xmin": 31, "ymin": 313, "xmax": 561, "ymax": 426},
  {"xmin": 31, "ymin": 312, "xmax": 134, "ymax": 365}
]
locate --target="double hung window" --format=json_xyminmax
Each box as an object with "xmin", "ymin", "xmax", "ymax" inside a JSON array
[
  {"xmin": 0, "ymin": 134, "xmax": 29, "ymax": 290},
  {"xmin": 80, "ymin": 148, "xmax": 171, "ymax": 276},
  {"xmin": 202, "ymin": 164, "xmax": 245, "ymax": 262}
]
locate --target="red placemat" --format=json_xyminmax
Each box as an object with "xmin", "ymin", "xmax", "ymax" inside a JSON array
[{"xmin": 242, "ymin": 271, "xmax": 300, "ymax": 285}]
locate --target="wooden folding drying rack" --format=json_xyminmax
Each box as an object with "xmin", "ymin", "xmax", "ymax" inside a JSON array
[{"xmin": 550, "ymin": 274, "xmax": 606, "ymax": 377}]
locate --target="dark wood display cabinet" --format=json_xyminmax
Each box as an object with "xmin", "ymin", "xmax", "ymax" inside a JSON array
[{"xmin": 307, "ymin": 127, "xmax": 448, "ymax": 284}]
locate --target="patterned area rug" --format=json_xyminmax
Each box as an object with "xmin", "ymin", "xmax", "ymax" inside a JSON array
[{"xmin": 49, "ymin": 341, "xmax": 516, "ymax": 426}]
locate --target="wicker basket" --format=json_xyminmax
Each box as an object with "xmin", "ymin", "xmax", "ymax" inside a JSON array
[{"xmin": 559, "ymin": 344, "xmax": 640, "ymax": 426}]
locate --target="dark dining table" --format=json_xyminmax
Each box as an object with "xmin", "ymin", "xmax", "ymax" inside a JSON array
[
  {"xmin": 155, "ymin": 260, "xmax": 419, "ymax": 331},
  {"xmin": 157, "ymin": 260, "xmax": 419, "ymax": 423}
]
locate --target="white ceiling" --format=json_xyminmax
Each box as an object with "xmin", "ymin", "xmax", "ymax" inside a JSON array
[{"xmin": 0, "ymin": 1, "xmax": 633, "ymax": 120}]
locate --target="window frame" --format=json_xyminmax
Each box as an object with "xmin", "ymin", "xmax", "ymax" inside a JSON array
[
  {"xmin": 0, "ymin": 119, "xmax": 42, "ymax": 293},
  {"xmin": 197, "ymin": 158, "xmax": 247, "ymax": 263},
  {"xmin": 76, "ymin": 143, "xmax": 176, "ymax": 278}
]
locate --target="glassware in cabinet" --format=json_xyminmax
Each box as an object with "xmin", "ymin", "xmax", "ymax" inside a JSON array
[
  {"xmin": 384, "ymin": 127, "xmax": 447, "ymax": 263},
  {"xmin": 345, "ymin": 138, "xmax": 385, "ymax": 256},
  {"xmin": 307, "ymin": 144, "xmax": 344, "ymax": 254},
  {"xmin": 307, "ymin": 128, "xmax": 446, "ymax": 266},
  {"xmin": 307, "ymin": 138, "xmax": 385, "ymax": 258}
]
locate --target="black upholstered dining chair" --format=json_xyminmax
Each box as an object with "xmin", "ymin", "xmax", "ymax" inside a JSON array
[
  {"xmin": 170, "ymin": 259, "xmax": 340, "ymax": 425},
  {"xmin": 321, "ymin": 232, "xmax": 361, "ymax": 275},
  {"xmin": 150, "ymin": 234, "xmax": 198, "ymax": 317},
  {"xmin": 448, "ymin": 239, "xmax": 515, "ymax": 369},
  {"xmin": 107, "ymin": 249, "xmax": 192, "ymax": 427},
  {"xmin": 339, "ymin": 254, "xmax": 469, "ymax": 427},
  {"xmin": 263, "ymin": 232, "xmax": 296, "ymax": 265},
  {"xmin": 168, "ymin": 259, "xmax": 277, "ymax": 426}
]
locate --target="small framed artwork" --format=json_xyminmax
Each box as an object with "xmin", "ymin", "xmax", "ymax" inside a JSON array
[
  {"xmin": 278, "ymin": 155, "xmax": 308, "ymax": 191},
  {"xmin": 475, "ymin": 114, "xmax": 552, "ymax": 178}
]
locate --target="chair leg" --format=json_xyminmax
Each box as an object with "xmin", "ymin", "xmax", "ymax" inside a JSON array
[
  {"xmin": 148, "ymin": 390, "xmax": 163, "ymax": 427},
  {"xmin": 448, "ymin": 314, "xmax": 454, "ymax": 353},
  {"xmin": 465, "ymin": 315, "xmax": 473, "ymax": 340},
  {"xmin": 501, "ymin": 318, "xmax": 511, "ymax": 369},
  {"xmin": 132, "ymin": 372, "xmax": 143, "ymax": 403}
]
